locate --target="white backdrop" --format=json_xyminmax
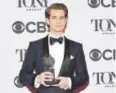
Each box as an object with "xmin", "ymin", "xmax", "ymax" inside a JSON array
[{"xmin": 0, "ymin": 0, "xmax": 116, "ymax": 93}]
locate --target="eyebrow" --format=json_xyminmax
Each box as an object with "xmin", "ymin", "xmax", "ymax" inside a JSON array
[
  {"xmin": 51, "ymin": 16, "xmax": 56, "ymax": 17},
  {"xmin": 51, "ymin": 16, "xmax": 65, "ymax": 17}
]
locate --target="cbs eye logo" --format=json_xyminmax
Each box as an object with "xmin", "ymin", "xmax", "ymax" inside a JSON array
[
  {"xmin": 12, "ymin": 21, "xmax": 25, "ymax": 34},
  {"xmin": 14, "ymin": 76, "xmax": 24, "ymax": 88},
  {"xmin": 88, "ymin": 0, "xmax": 100, "ymax": 8},
  {"xmin": 89, "ymin": 49, "xmax": 101, "ymax": 61}
]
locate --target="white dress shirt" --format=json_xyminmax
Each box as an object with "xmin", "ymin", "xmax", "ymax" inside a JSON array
[
  {"xmin": 48, "ymin": 33, "xmax": 65, "ymax": 78},
  {"xmin": 34, "ymin": 33, "xmax": 72, "ymax": 89}
]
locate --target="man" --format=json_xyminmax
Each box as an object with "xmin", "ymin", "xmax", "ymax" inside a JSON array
[{"xmin": 19, "ymin": 3, "xmax": 89, "ymax": 93}]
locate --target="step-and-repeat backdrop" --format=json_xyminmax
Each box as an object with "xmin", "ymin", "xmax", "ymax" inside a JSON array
[{"xmin": 0, "ymin": 0, "xmax": 115, "ymax": 93}]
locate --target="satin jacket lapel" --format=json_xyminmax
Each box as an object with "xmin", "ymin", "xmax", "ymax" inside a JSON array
[
  {"xmin": 38, "ymin": 36, "xmax": 49, "ymax": 72},
  {"xmin": 58, "ymin": 37, "xmax": 70, "ymax": 76},
  {"xmin": 43, "ymin": 35, "xmax": 49, "ymax": 57}
]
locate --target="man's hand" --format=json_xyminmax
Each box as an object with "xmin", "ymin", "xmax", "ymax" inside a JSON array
[
  {"xmin": 56, "ymin": 77, "xmax": 69, "ymax": 89},
  {"xmin": 36, "ymin": 72, "xmax": 53, "ymax": 87}
]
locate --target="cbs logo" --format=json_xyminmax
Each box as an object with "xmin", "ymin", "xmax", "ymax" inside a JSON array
[
  {"xmin": 89, "ymin": 49, "xmax": 116, "ymax": 61},
  {"xmin": 12, "ymin": 21, "xmax": 47, "ymax": 34},
  {"xmin": 88, "ymin": 0, "xmax": 116, "ymax": 8}
]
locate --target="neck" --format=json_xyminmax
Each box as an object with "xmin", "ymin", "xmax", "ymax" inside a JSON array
[{"xmin": 50, "ymin": 30, "xmax": 64, "ymax": 37}]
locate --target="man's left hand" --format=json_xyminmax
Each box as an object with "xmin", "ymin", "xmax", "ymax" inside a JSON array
[{"xmin": 56, "ymin": 77, "xmax": 69, "ymax": 89}]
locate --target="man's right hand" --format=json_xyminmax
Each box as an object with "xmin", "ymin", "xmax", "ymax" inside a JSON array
[{"xmin": 36, "ymin": 72, "xmax": 54, "ymax": 87}]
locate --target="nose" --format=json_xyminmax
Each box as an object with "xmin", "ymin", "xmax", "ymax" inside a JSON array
[{"xmin": 56, "ymin": 18, "xmax": 61, "ymax": 24}]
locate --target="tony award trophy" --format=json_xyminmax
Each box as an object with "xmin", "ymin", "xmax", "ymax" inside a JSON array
[{"xmin": 44, "ymin": 56, "xmax": 60, "ymax": 86}]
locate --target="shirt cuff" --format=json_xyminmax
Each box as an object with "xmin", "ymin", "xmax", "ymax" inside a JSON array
[
  {"xmin": 64, "ymin": 77, "xmax": 72, "ymax": 90},
  {"xmin": 34, "ymin": 75, "xmax": 40, "ymax": 88}
]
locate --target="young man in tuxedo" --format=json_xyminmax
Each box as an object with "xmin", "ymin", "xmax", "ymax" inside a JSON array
[{"xmin": 19, "ymin": 3, "xmax": 89, "ymax": 93}]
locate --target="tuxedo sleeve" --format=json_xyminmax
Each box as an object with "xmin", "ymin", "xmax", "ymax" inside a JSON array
[
  {"xmin": 71, "ymin": 44, "xmax": 89, "ymax": 90},
  {"xmin": 19, "ymin": 42, "xmax": 37, "ymax": 87}
]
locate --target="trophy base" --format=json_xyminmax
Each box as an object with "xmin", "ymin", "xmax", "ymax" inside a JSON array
[{"xmin": 45, "ymin": 79, "xmax": 60, "ymax": 86}]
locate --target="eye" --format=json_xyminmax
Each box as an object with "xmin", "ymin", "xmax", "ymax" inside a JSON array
[
  {"xmin": 89, "ymin": 49, "xmax": 101, "ymax": 61},
  {"xmin": 12, "ymin": 21, "xmax": 25, "ymax": 34},
  {"xmin": 88, "ymin": 0, "xmax": 100, "ymax": 8},
  {"xmin": 60, "ymin": 17, "xmax": 65, "ymax": 19},
  {"xmin": 52, "ymin": 17, "xmax": 56, "ymax": 19}
]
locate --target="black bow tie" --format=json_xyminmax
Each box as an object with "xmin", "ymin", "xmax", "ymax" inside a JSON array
[{"xmin": 50, "ymin": 37, "xmax": 63, "ymax": 45}]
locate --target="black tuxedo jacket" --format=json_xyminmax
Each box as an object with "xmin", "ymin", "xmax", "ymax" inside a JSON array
[{"xmin": 19, "ymin": 36, "xmax": 89, "ymax": 92}]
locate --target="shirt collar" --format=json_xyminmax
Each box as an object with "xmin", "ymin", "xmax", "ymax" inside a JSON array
[{"xmin": 48, "ymin": 32, "xmax": 65, "ymax": 45}]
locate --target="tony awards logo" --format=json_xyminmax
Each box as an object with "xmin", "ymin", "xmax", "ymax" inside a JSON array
[
  {"xmin": 18, "ymin": 0, "xmax": 48, "ymax": 11},
  {"xmin": 44, "ymin": 56, "xmax": 60, "ymax": 85}
]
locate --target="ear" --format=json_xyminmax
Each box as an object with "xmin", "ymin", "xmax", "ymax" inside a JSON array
[
  {"xmin": 66, "ymin": 17, "xmax": 68, "ymax": 23},
  {"xmin": 65, "ymin": 17, "xmax": 68, "ymax": 27},
  {"xmin": 45, "ymin": 18, "xmax": 50, "ymax": 25}
]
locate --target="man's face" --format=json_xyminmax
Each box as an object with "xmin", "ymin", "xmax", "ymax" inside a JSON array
[{"xmin": 46, "ymin": 9, "xmax": 67, "ymax": 33}]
